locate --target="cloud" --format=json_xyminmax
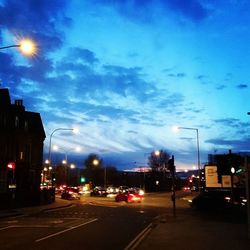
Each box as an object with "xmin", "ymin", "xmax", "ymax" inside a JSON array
[
  {"xmin": 205, "ymin": 138, "xmax": 250, "ymax": 152},
  {"xmin": 213, "ymin": 118, "xmax": 249, "ymax": 129},
  {"xmin": 167, "ymin": 72, "xmax": 186, "ymax": 78},
  {"xmin": 0, "ymin": 0, "xmax": 71, "ymax": 54},
  {"xmin": 236, "ymin": 83, "xmax": 248, "ymax": 89},
  {"xmin": 93, "ymin": 0, "xmax": 210, "ymax": 23},
  {"xmin": 163, "ymin": 0, "xmax": 209, "ymax": 21}
]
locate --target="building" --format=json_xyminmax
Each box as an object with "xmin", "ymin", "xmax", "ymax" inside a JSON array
[
  {"xmin": 206, "ymin": 150, "xmax": 249, "ymax": 189},
  {"xmin": 0, "ymin": 88, "xmax": 46, "ymax": 208}
]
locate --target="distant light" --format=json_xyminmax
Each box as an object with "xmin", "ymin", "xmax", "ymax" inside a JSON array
[
  {"xmin": 231, "ymin": 167, "xmax": 235, "ymax": 174},
  {"xmin": 154, "ymin": 150, "xmax": 160, "ymax": 156},
  {"xmin": 93, "ymin": 159, "xmax": 99, "ymax": 166}
]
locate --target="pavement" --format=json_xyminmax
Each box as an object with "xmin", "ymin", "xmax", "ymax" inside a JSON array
[
  {"xmin": 136, "ymin": 194, "xmax": 250, "ymax": 250},
  {"xmin": 0, "ymin": 194, "xmax": 250, "ymax": 250},
  {"xmin": 0, "ymin": 198, "xmax": 73, "ymax": 218}
]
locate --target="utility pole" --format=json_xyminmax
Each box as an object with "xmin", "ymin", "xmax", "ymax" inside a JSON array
[{"xmin": 168, "ymin": 155, "xmax": 176, "ymax": 217}]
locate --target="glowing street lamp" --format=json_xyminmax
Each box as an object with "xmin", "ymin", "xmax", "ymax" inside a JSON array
[
  {"xmin": 0, "ymin": 38, "xmax": 36, "ymax": 56},
  {"xmin": 93, "ymin": 159, "xmax": 99, "ymax": 166},
  {"xmin": 53, "ymin": 145, "xmax": 81, "ymax": 165}
]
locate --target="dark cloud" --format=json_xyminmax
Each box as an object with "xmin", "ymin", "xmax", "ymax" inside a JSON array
[
  {"xmin": 94, "ymin": 0, "xmax": 209, "ymax": 22},
  {"xmin": 205, "ymin": 138, "xmax": 250, "ymax": 152},
  {"xmin": 167, "ymin": 72, "xmax": 186, "ymax": 78},
  {"xmin": 163, "ymin": 0, "xmax": 209, "ymax": 21},
  {"xmin": 67, "ymin": 48, "xmax": 99, "ymax": 65},
  {"xmin": 216, "ymin": 84, "xmax": 226, "ymax": 90},
  {"xmin": 214, "ymin": 118, "xmax": 247, "ymax": 128},
  {"xmin": 0, "ymin": 52, "xmax": 26, "ymax": 87},
  {"xmin": 236, "ymin": 83, "xmax": 248, "ymax": 89},
  {"xmin": 0, "ymin": 0, "xmax": 71, "ymax": 54}
]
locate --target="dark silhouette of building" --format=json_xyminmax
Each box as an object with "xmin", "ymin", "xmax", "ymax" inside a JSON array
[{"xmin": 0, "ymin": 88, "xmax": 46, "ymax": 208}]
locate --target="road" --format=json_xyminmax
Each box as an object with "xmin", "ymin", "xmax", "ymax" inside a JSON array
[{"xmin": 0, "ymin": 191, "xmax": 193, "ymax": 250}]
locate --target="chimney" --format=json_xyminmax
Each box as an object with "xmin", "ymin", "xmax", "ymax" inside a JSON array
[{"xmin": 14, "ymin": 99, "xmax": 25, "ymax": 111}]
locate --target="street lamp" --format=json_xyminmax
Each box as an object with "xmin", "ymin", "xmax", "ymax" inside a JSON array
[
  {"xmin": 53, "ymin": 145, "xmax": 81, "ymax": 164},
  {"xmin": 48, "ymin": 128, "xmax": 79, "ymax": 166},
  {"xmin": 173, "ymin": 126, "xmax": 201, "ymax": 189},
  {"xmin": 0, "ymin": 39, "xmax": 36, "ymax": 56}
]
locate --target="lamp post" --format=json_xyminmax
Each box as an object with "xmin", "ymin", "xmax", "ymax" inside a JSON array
[
  {"xmin": 53, "ymin": 145, "xmax": 81, "ymax": 165},
  {"xmin": 173, "ymin": 126, "xmax": 201, "ymax": 190},
  {"xmin": 53, "ymin": 145, "xmax": 81, "ymax": 185},
  {"xmin": 48, "ymin": 128, "xmax": 78, "ymax": 166},
  {"xmin": 0, "ymin": 39, "xmax": 36, "ymax": 56},
  {"xmin": 246, "ymin": 112, "xmax": 250, "ymax": 239}
]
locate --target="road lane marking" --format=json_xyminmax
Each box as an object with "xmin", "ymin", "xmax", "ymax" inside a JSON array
[
  {"xmin": 124, "ymin": 223, "xmax": 153, "ymax": 250},
  {"xmin": 0, "ymin": 226, "xmax": 13, "ymax": 231},
  {"xmin": 35, "ymin": 218, "xmax": 98, "ymax": 242},
  {"xmin": 0, "ymin": 225, "xmax": 50, "ymax": 231}
]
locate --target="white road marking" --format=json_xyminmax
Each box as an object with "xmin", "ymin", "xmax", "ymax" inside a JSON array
[
  {"xmin": 124, "ymin": 223, "xmax": 153, "ymax": 250},
  {"xmin": 35, "ymin": 218, "xmax": 98, "ymax": 242}
]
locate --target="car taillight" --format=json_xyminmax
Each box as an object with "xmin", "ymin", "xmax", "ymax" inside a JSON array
[{"xmin": 68, "ymin": 191, "xmax": 73, "ymax": 194}]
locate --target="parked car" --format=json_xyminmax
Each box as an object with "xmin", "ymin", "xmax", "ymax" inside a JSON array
[
  {"xmin": 191, "ymin": 189, "xmax": 232, "ymax": 210},
  {"xmin": 191, "ymin": 188, "xmax": 247, "ymax": 210},
  {"xmin": 90, "ymin": 186, "xmax": 107, "ymax": 197},
  {"xmin": 61, "ymin": 187, "xmax": 81, "ymax": 200},
  {"xmin": 115, "ymin": 189, "xmax": 143, "ymax": 203}
]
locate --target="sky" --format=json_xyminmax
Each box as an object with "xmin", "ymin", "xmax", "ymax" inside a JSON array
[{"xmin": 0, "ymin": 0, "xmax": 250, "ymax": 171}]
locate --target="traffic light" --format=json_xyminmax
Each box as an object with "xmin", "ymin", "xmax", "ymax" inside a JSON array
[
  {"xmin": 7, "ymin": 162, "xmax": 15, "ymax": 183},
  {"xmin": 80, "ymin": 177, "xmax": 86, "ymax": 183},
  {"xmin": 168, "ymin": 156, "xmax": 175, "ymax": 172}
]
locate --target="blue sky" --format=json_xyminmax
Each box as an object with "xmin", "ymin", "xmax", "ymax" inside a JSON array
[{"xmin": 0, "ymin": 0, "xmax": 250, "ymax": 171}]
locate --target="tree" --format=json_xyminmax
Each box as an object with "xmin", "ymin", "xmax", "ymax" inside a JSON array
[
  {"xmin": 84, "ymin": 153, "xmax": 103, "ymax": 186},
  {"xmin": 148, "ymin": 149, "xmax": 170, "ymax": 172}
]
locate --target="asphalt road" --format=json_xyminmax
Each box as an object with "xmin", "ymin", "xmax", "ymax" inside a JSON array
[{"xmin": 0, "ymin": 191, "xmax": 192, "ymax": 250}]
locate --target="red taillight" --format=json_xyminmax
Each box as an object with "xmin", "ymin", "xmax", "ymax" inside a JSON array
[{"xmin": 7, "ymin": 162, "xmax": 15, "ymax": 170}]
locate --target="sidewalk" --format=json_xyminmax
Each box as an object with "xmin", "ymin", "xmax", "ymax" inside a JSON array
[
  {"xmin": 0, "ymin": 198, "xmax": 73, "ymax": 218},
  {"xmin": 137, "ymin": 200, "xmax": 250, "ymax": 250}
]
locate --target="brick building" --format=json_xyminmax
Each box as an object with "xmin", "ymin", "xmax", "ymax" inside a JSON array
[{"xmin": 0, "ymin": 88, "xmax": 46, "ymax": 208}]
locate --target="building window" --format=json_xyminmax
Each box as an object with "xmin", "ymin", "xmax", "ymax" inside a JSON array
[
  {"xmin": 24, "ymin": 121, "xmax": 28, "ymax": 131},
  {"xmin": 15, "ymin": 116, "xmax": 19, "ymax": 128},
  {"xmin": 20, "ymin": 151, "xmax": 24, "ymax": 160}
]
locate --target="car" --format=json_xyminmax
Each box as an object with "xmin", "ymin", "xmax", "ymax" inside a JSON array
[
  {"xmin": 182, "ymin": 186, "xmax": 191, "ymax": 192},
  {"xmin": 118, "ymin": 186, "xmax": 129, "ymax": 193},
  {"xmin": 191, "ymin": 188, "xmax": 247, "ymax": 210},
  {"xmin": 61, "ymin": 187, "xmax": 81, "ymax": 200},
  {"xmin": 106, "ymin": 186, "xmax": 119, "ymax": 197},
  {"xmin": 90, "ymin": 186, "xmax": 107, "ymax": 197},
  {"xmin": 191, "ymin": 189, "xmax": 233, "ymax": 210},
  {"xmin": 115, "ymin": 189, "xmax": 143, "ymax": 203}
]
